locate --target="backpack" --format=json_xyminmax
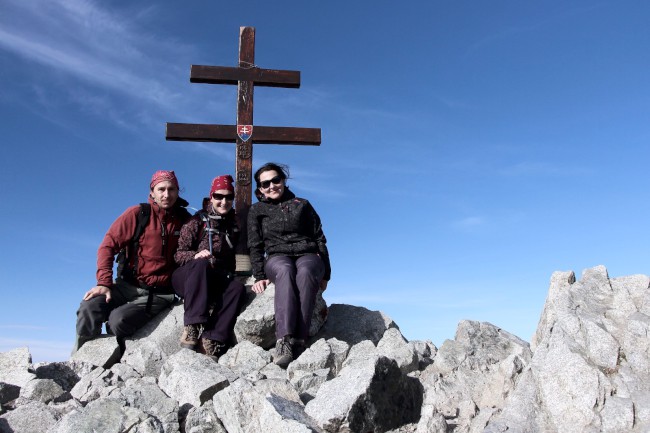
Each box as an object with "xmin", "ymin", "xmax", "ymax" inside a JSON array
[{"xmin": 115, "ymin": 203, "xmax": 151, "ymax": 283}]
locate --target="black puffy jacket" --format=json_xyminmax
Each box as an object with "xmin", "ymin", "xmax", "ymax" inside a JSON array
[{"xmin": 247, "ymin": 189, "xmax": 331, "ymax": 281}]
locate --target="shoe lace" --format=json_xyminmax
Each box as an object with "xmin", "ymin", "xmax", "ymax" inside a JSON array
[
  {"xmin": 186, "ymin": 324, "xmax": 200, "ymax": 339},
  {"xmin": 203, "ymin": 338, "xmax": 226, "ymax": 356},
  {"xmin": 278, "ymin": 338, "xmax": 293, "ymax": 357}
]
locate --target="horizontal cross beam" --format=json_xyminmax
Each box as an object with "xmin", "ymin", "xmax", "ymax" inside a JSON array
[
  {"xmin": 190, "ymin": 65, "xmax": 301, "ymax": 88},
  {"xmin": 166, "ymin": 123, "xmax": 321, "ymax": 145}
]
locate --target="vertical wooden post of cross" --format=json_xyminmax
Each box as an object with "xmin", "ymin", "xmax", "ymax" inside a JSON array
[
  {"xmin": 235, "ymin": 27, "xmax": 254, "ymax": 218},
  {"xmin": 234, "ymin": 27, "xmax": 255, "ymax": 272}
]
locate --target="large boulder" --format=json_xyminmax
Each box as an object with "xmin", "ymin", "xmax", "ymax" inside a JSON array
[
  {"xmin": 0, "ymin": 401, "xmax": 57, "ymax": 433},
  {"xmin": 314, "ymin": 304, "xmax": 397, "ymax": 346},
  {"xmin": 234, "ymin": 284, "xmax": 328, "ymax": 349},
  {"xmin": 47, "ymin": 397, "xmax": 164, "ymax": 433},
  {"xmin": 70, "ymin": 336, "xmax": 120, "ymax": 369},
  {"xmin": 213, "ymin": 377, "xmax": 322, "ymax": 433},
  {"xmin": 158, "ymin": 349, "xmax": 235, "ymax": 409},
  {"xmin": 121, "ymin": 303, "xmax": 185, "ymax": 377},
  {"xmin": 416, "ymin": 320, "xmax": 532, "ymax": 433},
  {"xmin": 485, "ymin": 265, "xmax": 650, "ymax": 433},
  {"xmin": 0, "ymin": 347, "xmax": 35, "ymax": 388},
  {"xmin": 305, "ymin": 348, "xmax": 423, "ymax": 433}
]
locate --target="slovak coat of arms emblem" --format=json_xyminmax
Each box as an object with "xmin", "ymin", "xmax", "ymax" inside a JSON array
[{"xmin": 237, "ymin": 124, "xmax": 253, "ymax": 141}]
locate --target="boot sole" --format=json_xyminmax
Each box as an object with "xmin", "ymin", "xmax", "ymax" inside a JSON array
[
  {"xmin": 180, "ymin": 342, "xmax": 198, "ymax": 349},
  {"xmin": 274, "ymin": 354, "xmax": 293, "ymax": 369}
]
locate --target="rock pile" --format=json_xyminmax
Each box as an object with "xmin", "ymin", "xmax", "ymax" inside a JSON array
[{"xmin": 1, "ymin": 265, "xmax": 649, "ymax": 433}]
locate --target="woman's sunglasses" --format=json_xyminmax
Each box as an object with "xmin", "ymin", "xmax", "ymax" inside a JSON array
[
  {"xmin": 212, "ymin": 193, "xmax": 234, "ymax": 201},
  {"xmin": 259, "ymin": 175, "xmax": 283, "ymax": 189}
]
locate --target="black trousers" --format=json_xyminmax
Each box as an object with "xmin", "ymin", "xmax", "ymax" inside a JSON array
[
  {"xmin": 75, "ymin": 280, "xmax": 175, "ymax": 351},
  {"xmin": 172, "ymin": 259, "xmax": 246, "ymax": 342}
]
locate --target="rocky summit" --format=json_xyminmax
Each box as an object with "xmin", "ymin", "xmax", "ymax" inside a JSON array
[{"xmin": 1, "ymin": 265, "xmax": 649, "ymax": 433}]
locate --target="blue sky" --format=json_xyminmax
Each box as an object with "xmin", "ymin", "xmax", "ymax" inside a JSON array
[{"xmin": 1, "ymin": 1, "xmax": 649, "ymax": 362}]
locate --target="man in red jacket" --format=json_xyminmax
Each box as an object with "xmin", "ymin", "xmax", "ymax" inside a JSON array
[{"xmin": 74, "ymin": 170, "xmax": 191, "ymax": 352}]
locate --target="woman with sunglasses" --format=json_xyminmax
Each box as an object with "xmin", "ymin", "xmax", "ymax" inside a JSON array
[
  {"xmin": 248, "ymin": 162, "xmax": 331, "ymax": 368},
  {"xmin": 172, "ymin": 175, "xmax": 246, "ymax": 360}
]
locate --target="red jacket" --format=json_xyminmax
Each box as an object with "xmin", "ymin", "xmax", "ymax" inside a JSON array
[{"xmin": 96, "ymin": 197, "xmax": 190, "ymax": 289}]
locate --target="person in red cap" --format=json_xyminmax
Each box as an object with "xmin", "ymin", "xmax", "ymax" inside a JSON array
[
  {"xmin": 74, "ymin": 170, "xmax": 191, "ymax": 352},
  {"xmin": 171, "ymin": 174, "xmax": 246, "ymax": 360}
]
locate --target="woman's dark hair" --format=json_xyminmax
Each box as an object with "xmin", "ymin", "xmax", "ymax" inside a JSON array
[
  {"xmin": 253, "ymin": 162, "xmax": 290, "ymax": 200},
  {"xmin": 253, "ymin": 162, "xmax": 289, "ymax": 187}
]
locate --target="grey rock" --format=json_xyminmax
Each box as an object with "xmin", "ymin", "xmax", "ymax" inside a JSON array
[
  {"xmin": 108, "ymin": 377, "xmax": 179, "ymax": 433},
  {"xmin": 33, "ymin": 362, "xmax": 80, "ymax": 392},
  {"xmin": 234, "ymin": 284, "xmax": 328, "ymax": 349},
  {"xmin": 109, "ymin": 362, "xmax": 142, "ymax": 383},
  {"xmin": 305, "ymin": 354, "xmax": 422, "ymax": 433},
  {"xmin": 314, "ymin": 304, "xmax": 397, "ymax": 346},
  {"xmin": 158, "ymin": 349, "xmax": 234, "ymax": 408},
  {"xmin": 0, "ymin": 401, "xmax": 57, "ymax": 433},
  {"xmin": 47, "ymin": 397, "xmax": 164, "ymax": 433},
  {"xmin": 218, "ymin": 340, "xmax": 271, "ymax": 375},
  {"xmin": 122, "ymin": 303, "xmax": 184, "ymax": 377},
  {"xmin": 260, "ymin": 362, "xmax": 288, "ymax": 381},
  {"xmin": 213, "ymin": 378, "xmax": 322, "ymax": 433},
  {"xmin": 19, "ymin": 379, "xmax": 68, "ymax": 404},
  {"xmin": 409, "ymin": 340, "xmax": 437, "ymax": 370},
  {"xmin": 185, "ymin": 403, "xmax": 227, "ymax": 433},
  {"xmin": 487, "ymin": 266, "xmax": 650, "ymax": 433},
  {"xmin": 69, "ymin": 367, "xmax": 121, "ymax": 404},
  {"xmin": 0, "ymin": 347, "xmax": 35, "ymax": 388},
  {"xmin": 416, "ymin": 320, "xmax": 531, "ymax": 433},
  {"xmin": 234, "ymin": 285, "xmax": 276, "ymax": 348},
  {"xmin": 65, "ymin": 360, "xmax": 96, "ymax": 380},
  {"xmin": 287, "ymin": 338, "xmax": 350, "ymax": 399},
  {"xmin": 377, "ymin": 328, "xmax": 419, "ymax": 374},
  {"xmin": 47, "ymin": 399, "xmax": 83, "ymax": 422},
  {"xmin": 0, "ymin": 382, "xmax": 20, "ymax": 406},
  {"xmin": 342, "ymin": 339, "xmax": 378, "ymax": 368},
  {"xmin": 121, "ymin": 340, "xmax": 167, "ymax": 378},
  {"xmin": 70, "ymin": 336, "xmax": 121, "ymax": 369}
]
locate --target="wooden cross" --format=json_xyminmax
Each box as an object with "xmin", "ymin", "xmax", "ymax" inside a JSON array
[{"xmin": 166, "ymin": 26, "xmax": 321, "ymax": 220}]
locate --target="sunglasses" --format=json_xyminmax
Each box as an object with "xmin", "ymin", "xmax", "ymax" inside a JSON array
[
  {"xmin": 259, "ymin": 175, "xmax": 283, "ymax": 189},
  {"xmin": 212, "ymin": 193, "xmax": 234, "ymax": 201}
]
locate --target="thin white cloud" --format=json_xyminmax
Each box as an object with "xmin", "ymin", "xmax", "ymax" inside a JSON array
[
  {"xmin": 0, "ymin": 325, "xmax": 49, "ymax": 330},
  {"xmin": 464, "ymin": 4, "xmax": 603, "ymax": 58},
  {"xmin": 452, "ymin": 216, "xmax": 485, "ymax": 229},
  {"xmin": 498, "ymin": 161, "xmax": 593, "ymax": 177},
  {"xmin": 0, "ymin": 0, "xmax": 196, "ymax": 134},
  {"xmin": 185, "ymin": 143, "xmax": 236, "ymax": 161},
  {"xmin": 0, "ymin": 0, "xmax": 329, "ymax": 151}
]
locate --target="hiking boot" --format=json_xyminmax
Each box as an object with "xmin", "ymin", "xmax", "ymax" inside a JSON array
[
  {"xmin": 291, "ymin": 338, "xmax": 306, "ymax": 359},
  {"xmin": 274, "ymin": 336, "xmax": 294, "ymax": 368},
  {"xmin": 180, "ymin": 324, "xmax": 201, "ymax": 349},
  {"xmin": 202, "ymin": 338, "xmax": 228, "ymax": 361}
]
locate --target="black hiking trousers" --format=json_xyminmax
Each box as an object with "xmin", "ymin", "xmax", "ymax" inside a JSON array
[{"xmin": 74, "ymin": 279, "xmax": 174, "ymax": 352}]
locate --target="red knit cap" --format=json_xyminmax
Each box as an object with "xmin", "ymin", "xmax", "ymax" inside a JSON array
[
  {"xmin": 210, "ymin": 175, "xmax": 235, "ymax": 195},
  {"xmin": 150, "ymin": 170, "xmax": 179, "ymax": 189}
]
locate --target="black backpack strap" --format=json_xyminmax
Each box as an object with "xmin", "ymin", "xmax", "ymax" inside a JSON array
[
  {"xmin": 131, "ymin": 203, "xmax": 151, "ymax": 277},
  {"xmin": 115, "ymin": 203, "xmax": 151, "ymax": 283}
]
